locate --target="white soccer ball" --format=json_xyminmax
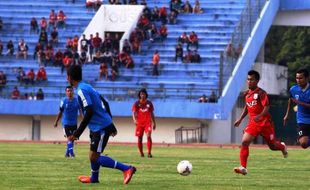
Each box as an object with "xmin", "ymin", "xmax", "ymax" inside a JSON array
[{"xmin": 177, "ymin": 160, "xmax": 192, "ymax": 176}]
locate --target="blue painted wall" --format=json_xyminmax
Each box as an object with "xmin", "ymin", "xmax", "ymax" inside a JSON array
[{"xmin": 280, "ymin": 0, "xmax": 310, "ymax": 10}]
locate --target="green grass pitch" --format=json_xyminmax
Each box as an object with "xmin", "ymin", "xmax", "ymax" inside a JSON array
[{"xmin": 0, "ymin": 142, "xmax": 309, "ymax": 190}]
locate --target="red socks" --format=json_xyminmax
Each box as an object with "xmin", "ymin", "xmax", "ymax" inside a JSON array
[{"xmin": 240, "ymin": 145, "xmax": 249, "ymax": 168}]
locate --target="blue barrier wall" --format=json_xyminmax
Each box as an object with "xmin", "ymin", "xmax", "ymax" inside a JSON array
[
  {"xmin": 280, "ymin": 0, "xmax": 310, "ymax": 10},
  {"xmin": 0, "ymin": 99, "xmax": 221, "ymax": 119}
]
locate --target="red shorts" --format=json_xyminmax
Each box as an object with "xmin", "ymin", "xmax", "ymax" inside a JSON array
[
  {"xmin": 244, "ymin": 121, "xmax": 276, "ymax": 144},
  {"xmin": 135, "ymin": 123, "xmax": 152, "ymax": 137}
]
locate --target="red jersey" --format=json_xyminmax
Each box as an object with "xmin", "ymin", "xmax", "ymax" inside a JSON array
[
  {"xmin": 245, "ymin": 87, "xmax": 271, "ymax": 126},
  {"xmin": 132, "ymin": 100, "xmax": 154, "ymax": 125}
]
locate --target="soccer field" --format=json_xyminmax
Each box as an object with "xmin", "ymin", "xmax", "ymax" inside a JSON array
[{"xmin": 0, "ymin": 142, "xmax": 309, "ymax": 190}]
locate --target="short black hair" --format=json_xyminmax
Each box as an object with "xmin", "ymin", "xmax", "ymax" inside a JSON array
[
  {"xmin": 138, "ymin": 88, "xmax": 148, "ymax": 99},
  {"xmin": 66, "ymin": 86, "xmax": 73, "ymax": 90},
  {"xmin": 248, "ymin": 70, "xmax": 260, "ymax": 81},
  {"xmin": 67, "ymin": 65, "xmax": 82, "ymax": 81},
  {"xmin": 296, "ymin": 68, "xmax": 309, "ymax": 78}
]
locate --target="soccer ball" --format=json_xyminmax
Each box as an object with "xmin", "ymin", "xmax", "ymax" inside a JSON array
[{"xmin": 177, "ymin": 160, "xmax": 192, "ymax": 176}]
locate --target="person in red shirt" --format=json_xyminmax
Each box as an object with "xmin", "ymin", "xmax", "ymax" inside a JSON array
[
  {"xmin": 11, "ymin": 86, "xmax": 20, "ymax": 99},
  {"xmin": 233, "ymin": 70, "xmax": 288, "ymax": 175},
  {"xmin": 36, "ymin": 66, "xmax": 47, "ymax": 82},
  {"xmin": 132, "ymin": 88, "xmax": 156, "ymax": 158}
]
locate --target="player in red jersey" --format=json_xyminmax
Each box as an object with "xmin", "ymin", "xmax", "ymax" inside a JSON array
[
  {"xmin": 132, "ymin": 88, "xmax": 156, "ymax": 158},
  {"xmin": 233, "ymin": 70, "xmax": 288, "ymax": 175}
]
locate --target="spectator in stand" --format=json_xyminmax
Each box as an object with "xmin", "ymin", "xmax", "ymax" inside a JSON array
[
  {"xmin": 112, "ymin": 33, "xmax": 120, "ymax": 52},
  {"xmin": 48, "ymin": 9, "xmax": 57, "ymax": 31},
  {"xmin": 57, "ymin": 10, "xmax": 66, "ymax": 29},
  {"xmin": 152, "ymin": 50, "xmax": 160, "ymax": 76},
  {"xmin": 129, "ymin": 0, "xmax": 137, "ymax": 5},
  {"xmin": 92, "ymin": 51, "xmax": 104, "ymax": 64},
  {"xmin": 183, "ymin": 50, "xmax": 192, "ymax": 63},
  {"xmin": 193, "ymin": 0, "xmax": 203, "ymax": 13},
  {"xmin": 148, "ymin": 24, "xmax": 158, "ymax": 43},
  {"xmin": 188, "ymin": 31, "xmax": 199, "ymax": 51},
  {"xmin": 80, "ymin": 34, "xmax": 89, "ymax": 53},
  {"xmin": 150, "ymin": 6, "xmax": 160, "ymax": 22},
  {"xmin": 25, "ymin": 69, "xmax": 36, "ymax": 85},
  {"xmin": 182, "ymin": 0, "xmax": 192, "ymax": 13},
  {"xmin": 92, "ymin": 32, "xmax": 102, "ymax": 53},
  {"xmin": 140, "ymin": 0, "xmax": 147, "ymax": 5},
  {"xmin": 178, "ymin": 32, "xmax": 188, "ymax": 45},
  {"xmin": 79, "ymin": 49, "xmax": 88, "ymax": 65},
  {"xmin": 62, "ymin": 55, "xmax": 72, "ymax": 74},
  {"xmin": 30, "ymin": 17, "xmax": 39, "ymax": 34},
  {"xmin": 0, "ymin": 40, "xmax": 3, "ymax": 56},
  {"xmin": 66, "ymin": 37, "xmax": 73, "ymax": 50},
  {"xmin": 208, "ymin": 91, "xmax": 217, "ymax": 103},
  {"xmin": 11, "ymin": 86, "xmax": 20, "ymax": 99},
  {"xmin": 38, "ymin": 29, "xmax": 48, "ymax": 48},
  {"xmin": 37, "ymin": 49, "xmax": 46, "ymax": 66},
  {"xmin": 102, "ymin": 33, "xmax": 113, "ymax": 52},
  {"xmin": 159, "ymin": 24, "xmax": 168, "ymax": 42},
  {"xmin": 50, "ymin": 27, "xmax": 59, "ymax": 47},
  {"xmin": 102, "ymin": 49, "xmax": 113, "ymax": 66},
  {"xmin": 175, "ymin": 44, "xmax": 183, "ymax": 62},
  {"xmin": 6, "ymin": 40, "xmax": 14, "ymax": 56},
  {"xmin": 16, "ymin": 67, "xmax": 26, "ymax": 84},
  {"xmin": 33, "ymin": 42, "xmax": 43, "ymax": 60},
  {"xmin": 37, "ymin": 66, "xmax": 47, "ymax": 82},
  {"xmin": 86, "ymin": 0, "xmax": 103, "ymax": 12},
  {"xmin": 88, "ymin": 34, "xmax": 94, "ymax": 61},
  {"xmin": 226, "ymin": 42, "xmax": 233, "ymax": 57},
  {"xmin": 0, "ymin": 17, "xmax": 3, "ymax": 30},
  {"xmin": 111, "ymin": 60, "xmax": 119, "ymax": 81},
  {"xmin": 119, "ymin": 50, "xmax": 128, "ymax": 66},
  {"xmin": 36, "ymin": 88, "xmax": 44, "ymax": 100},
  {"xmin": 198, "ymin": 94, "xmax": 208, "ymax": 103},
  {"xmin": 122, "ymin": 39, "xmax": 132, "ymax": 54},
  {"xmin": 192, "ymin": 50, "xmax": 201, "ymax": 63},
  {"xmin": 131, "ymin": 38, "xmax": 141, "ymax": 54},
  {"xmin": 168, "ymin": 10, "xmax": 177, "ymax": 24},
  {"xmin": 72, "ymin": 49, "xmax": 80, "ymax": 65},
  {"xmin": 138, "ymin": 15, "xmax": 151, "ymax": 34},
  {"xmin": 235, "ymin": 43, "xmax": 243, "ymax": 58},
  {"xmin": 124, "ymin": 54, "xmax": 134, "ymax": 69},
  {"xmin": 72, "ymin": 35, "xmax": 79, "ymax": 52},
  {"xmin": 159, "ymin": 6, "xmax": 168, "ymax": 24},
  {"xmin": 40, "ymin": 17, "xmax": 48, "ymax": 31},
  {"xmin": 45, "ymin": 43, "xmax": 54, "ymax": 66},
  {"xmin": 54, "ymin": 49, "xmax": 64, "ymax": 67},
  {"xmin": 16, "ymin": 39, "xmax": 29, "ymax": 59},
  {"xmin": 170, "ymin": 0, "xmax": 182, "ymax": 16},
  {"xmin": 98, "ymin": 63, "xmax": 108, "ymax": 80},
  {"xmin": 0, "ymin": 71, "xmax": 7, "ymax": 91}
]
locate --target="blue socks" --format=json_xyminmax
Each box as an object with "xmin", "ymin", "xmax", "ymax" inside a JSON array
[
  {"xmin": 67, "ymin": 141, "xmax": 74, "ymax": 156},
  {"xmin": 97, "ymin": 156, "xmax": 130, "ymax": 171},
  {"xmin": 90, "ymin": 156, "xmax": 131, "ymax": 182}
]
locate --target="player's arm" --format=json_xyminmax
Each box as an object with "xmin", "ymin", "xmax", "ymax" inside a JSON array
[
  {"xmin": 234, "ymin": 105, "xmax": 247, "ymax": 127},
  {"xmin": 151, "ymin": 112, "xmax": 156, "ymax": 130},
  {"xmin": 283, "ymin": 98, "xmax": 292, "ymax": 126},
  {"xmin": 254, "ymin": 105, "xmax": 269, "ymax": 122},
  {"xmin": 291, "ymin": 98, "xmax": 310, "ymax": 109},
  {"xmin": 132, "ymin": 111, "xmax": 137, "ymax": 124},
  {"xmin": 54, "ymin": 110, "xmax": 63, "ymax": 128},
  {"xmin": 69, "ymin": 106, "xmax": 93, "ymax": 141}
]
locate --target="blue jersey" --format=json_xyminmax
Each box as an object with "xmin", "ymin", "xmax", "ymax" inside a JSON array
[
  {"xmin": 76, "ymin": 81, "xmax": 112, "ymax": 132},
  {"xmin": 60, "ymin": 97, "xmax": 80, "ymax": 127},
  {"xmin": 290, "ymin": 83, "xmax": 310, "ymax": 124}
]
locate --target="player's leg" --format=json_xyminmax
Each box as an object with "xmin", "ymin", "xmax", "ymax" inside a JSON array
[
  {"xmin": 145, "ymin": 125, "xmax": 153, "ymax": 158},
  {"xmin": 234, "ymin": 126, "xmax": 257, "ymax": 175},
  {"xmin": 297, "ymin": 124, "xmax": 310, "ymax": 149},
  {"xmin": 262, "ymin": 123, "xmax": 287, "ymax": 158},
  {"xmin": 79, "ymin": 124, "xmax": 136, "ymax": 184},
  {"xmin": 63, "ymin": 127, "xmax": 71, "ymax": 157},
  {"xmin": 136, "ymin": 125, "xmax": 144, "ymax": 157}
]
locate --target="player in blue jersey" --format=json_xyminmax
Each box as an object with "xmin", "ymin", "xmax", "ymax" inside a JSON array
[
  {"xmin": 66, "ymin": 65, "xmax": 136, "ymax": 185},
  {"xmin": 283, "ymin": 68, "xmax": 310, "ymax": 148},
  {"xmin": 54, "ymin": 86, "xmax": 82, "ymax": 157}
]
